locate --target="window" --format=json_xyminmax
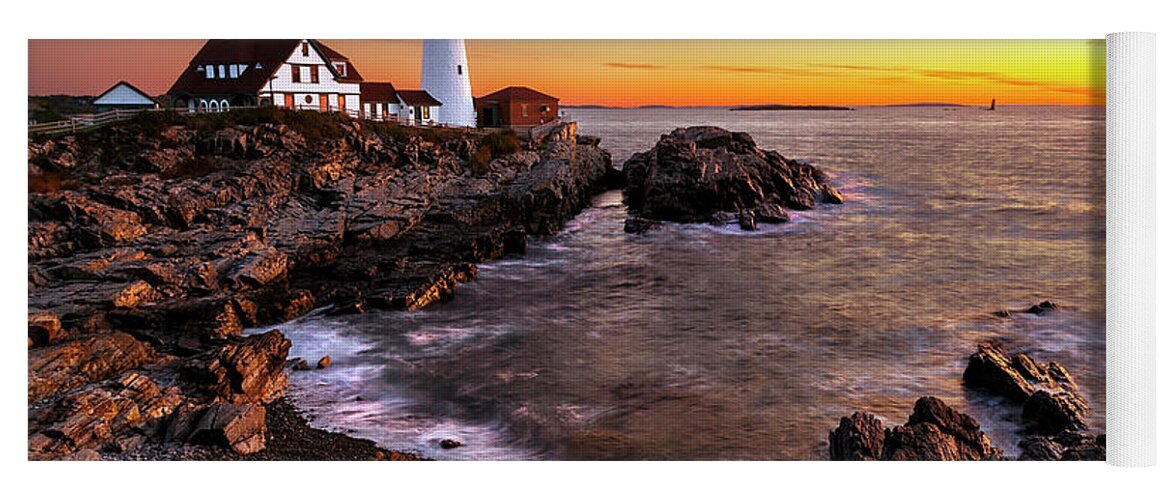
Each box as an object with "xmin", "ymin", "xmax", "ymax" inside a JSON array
[
  {"xmin": 522, "ymin": 104, "xmax": 528, "ymax": 117},
  {"xmin": 229, "ymin": 65, "xmax": 239, "ymax": 78},
  {"xmin": 291, "ymin": 65, "xmax": 301, "ymax": 83},
  {"xmin": 301, "ymin": 42, "xmax": 309, "ymax": 56},
  {"xmin": 304, "ymin": 95, "xmax": 313, "ymax": 104},
  {"xmin": 205, "ymin": 65, "xmax": 215, "ymax": 79},
  {"xmin": 220, "ymin": 99, "xmax": 230, "ymax": 111},
  {"xmin": 310, "ymin": 65, "xmax": 319, "ymax": 84},
  {"xmin": 335, "ymin": 63, "xmax": 346, "ymax": 76},
  {"xmin": 422, "ymin": 106, "xmax": 430, "ymax": 120},
  {"xmin": 457, "ymin": 65, "xmax": 462, "ymax": 75},
  {"xmin": 218, "ymin": 65, "xmax": 226, "ymax": 78}
]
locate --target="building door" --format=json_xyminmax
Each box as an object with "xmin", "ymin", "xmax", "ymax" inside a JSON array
[
  {"xmin": 284, "ymin": 94, "xmax": 294, "ymax": 109},
  {"xmin": 338, "ymin": 95, "xmax": 346, "ymax": 113},
  {"xmin": 319, "ymin": 94, "xmax": 329, "ymax": 112}
]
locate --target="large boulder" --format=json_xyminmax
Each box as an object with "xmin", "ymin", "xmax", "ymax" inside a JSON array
[
  {"xmin": 185, "ymin": 330, "xmax": 290, "ymax": 404},
  {"xmin": 622, "ymin": 127, "xmax": 841, "ymax": 231},
  {"xmin": 188, "ymin": 402, "xmax": 267, "ymax": 455}
]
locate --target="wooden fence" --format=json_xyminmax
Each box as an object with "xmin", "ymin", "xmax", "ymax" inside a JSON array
[
  {"xmin": 28, "ymin": 104, "xmax": 462, "ymax": 136},
  {"xmin": 28, "ymin": 108, "xmax": 150, "ymax": 135}
]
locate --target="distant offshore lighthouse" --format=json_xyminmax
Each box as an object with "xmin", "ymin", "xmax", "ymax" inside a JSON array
[{"xmin": 421, "ymin": 39, "xmax": 477, "ymax": 127}]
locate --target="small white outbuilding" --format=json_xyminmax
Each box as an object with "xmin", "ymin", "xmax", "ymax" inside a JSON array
[{"xmin": 92, "ymin": 81, "xmax": 158, "ymax": 110}]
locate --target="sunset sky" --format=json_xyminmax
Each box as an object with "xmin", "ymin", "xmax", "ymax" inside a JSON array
[{"xmin": 28, "ymin": 39, "xmax": 1105, "ymax": 106}]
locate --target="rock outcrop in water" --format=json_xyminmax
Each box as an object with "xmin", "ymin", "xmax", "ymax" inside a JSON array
[
  {"xmin": 829, "ymin": 344, "xmax": 1104, "ymax": 461},
  {"xmin": 621, "ymin": 126, "xmax": 842, "ymax": 232},
  {"xmin": 27, "ymin": 109, "xmax": 616, "ymax": 459},
  {"xmin": 962, "ymin": 344, "xmax": 1103, "ymax": 460},
  {"xmin": 828, "ymin": 397, "xmax": 1002, "ymax": 461}
]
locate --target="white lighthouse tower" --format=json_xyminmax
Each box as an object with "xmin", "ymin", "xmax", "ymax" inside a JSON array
[{"xmin": 421, "ymin": 39, "xmax": 476, "ymax": 127}]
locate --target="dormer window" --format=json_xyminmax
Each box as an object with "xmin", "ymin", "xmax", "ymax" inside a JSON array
[
  {"xmin": 205, "ymin": 65, "xmax": 215, "ymax": 79},
  {"xmin": 335, "ymin": 63, "xmax": 346, "ymax": 76}
]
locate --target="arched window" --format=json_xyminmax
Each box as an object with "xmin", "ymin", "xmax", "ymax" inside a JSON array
[
  {"xmin": 220, "ymin": 99, "xmax": 230, "ymax": 111},
  {"xmin": 208, "ymin": 100, "xmax": 220, "ymax": 112},
  {"xmin": 198, "ymin": 99, "xmax": 208, "ymax": 111}
]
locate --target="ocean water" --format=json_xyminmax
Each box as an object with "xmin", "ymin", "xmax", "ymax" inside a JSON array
[{"xmin": 261, "ymin": 106, "xmax": 1106, "ymax": 460}]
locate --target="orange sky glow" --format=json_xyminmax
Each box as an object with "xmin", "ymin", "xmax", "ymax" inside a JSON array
[{"xmin": 28, "ymin": 39, "xmax": 1105, "ymax": 106}]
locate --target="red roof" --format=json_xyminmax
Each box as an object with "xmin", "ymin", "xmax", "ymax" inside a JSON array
[
  {"xmin": 167, "ymin": 39, "xmax": 364, "ymax": 96},
  {"xmin": 477, "ymin": 86, "xmax": 558, "ymax": 102},
  {"xmin": 360, "ymin": 82, "xmax": 398, "ymax": 103},
  {"xmin": 397, "ymin": 90, "xmax": 442, "ymax": 107}
]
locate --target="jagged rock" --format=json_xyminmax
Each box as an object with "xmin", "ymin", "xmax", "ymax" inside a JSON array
[
  {"xmin": 622, "ymin": 127, "xmax": 841, "ymax": 230},
  {"xmin": 111, "ymin": 280, "xmax": 162, "ymax": 308},
  {"xmin": 963, "ymin": 344, "xmax": 1042, "ymax": 402},
  {"xmin": 439, "ymin": 439, "xmax": 462, "ymax": 449},
  {"xmin": 1019, "ymin": 432, "xmax": 1105, "ymax": 461},
  {"xmin": 29, "ymin": 114, "xmax": 615, "ymax": 457},
  {"xmin": 882, "ymin": 397, "xmax": 1001, "ymax": 461},
  {"xmin": 189, "ymin": 402, "xmax": 267, "ymax": 455},
  {"xmin": 828, "ymin": 412, "xmax": 885, "ymax": 460},
  {"xmin": 28, "ymin": 311, "xmax": 66, "ymax": 347},
  {"xmin": 316, "ymin": 356, "xmax": 332, "ymax": 369},
  {"xmin": 754, "ymin": 203, "xmax": 790, "ymax": 223},
  {"xmin": 289, "ymin": 358, "xmax": 311, "ymax": 371},
  {"xmin": 229, "ymin": 248, "xmax": 288, "ymax": 289},
  {"xmin": 829, "ymin": 397, "xmax": 1001, "ymax": 461},
  {"xmin": 1023, "ymin": 390, "xmax": 1089, "ymax": 435},
  {"xmin": 187, "ymin": 330, "xmax": 290, "ymax": 404},
  {"xmin": 28, "ymin": 332, "xmax": 157, "ymax": 403},
  {"xmin": 28, "ymin": 372, "xmax": 183, "ymax": 459}
]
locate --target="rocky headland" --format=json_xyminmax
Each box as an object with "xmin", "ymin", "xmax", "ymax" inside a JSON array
[
  {"xmin": 27, "ymin": 108, "xmax": 618, "ymax": 460},
  {"xmin": 621, "ymin": 126, "xmax": 842, "ymax": 233},
  {"xmin": 829, "ymin": 342, "xmax": 1105, "ymax": 461}
]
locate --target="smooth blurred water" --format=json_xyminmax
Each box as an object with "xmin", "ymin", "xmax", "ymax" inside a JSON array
[{"xmin": 267, "ymin": 106, "xmax": 1105, "ymax": 460}]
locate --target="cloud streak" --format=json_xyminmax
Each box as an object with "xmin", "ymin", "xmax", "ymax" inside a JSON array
[{"xmin": 605, "ymin": 62, "xmax": 664, "ymax": 70}]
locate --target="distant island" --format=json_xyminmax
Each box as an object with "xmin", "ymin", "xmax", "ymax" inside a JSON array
[
  {"xmin": 563, "ymin": 104, "xmax": 689, "ymax": 110},
  {"xmin": 879, "ymin": 103, "xmax": 970, "ymax": 108},
  {"xmin": 730, "ymin": 104, "xmax": 853, "ymax": 111}
]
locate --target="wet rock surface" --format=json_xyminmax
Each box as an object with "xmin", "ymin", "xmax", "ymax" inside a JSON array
[
  {"xmin": 829, "ymin": 397, "xmax": 1001, "ymax": 461},
  {"xmin": 28, "ymin": 112, "xmax": 615, "ymax": 459},
  {"xmin": 622, "ymin": 126, "xmax": 841, "ymax": 231},
  {"xmin": 830, "ymin": 343, "xmax": 1104, "ymax": 461}
]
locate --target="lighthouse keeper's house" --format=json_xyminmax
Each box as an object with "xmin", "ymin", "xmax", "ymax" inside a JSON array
[{"xmin": 167, "ymin": 39, "xmax": 441, "ymax": 125}]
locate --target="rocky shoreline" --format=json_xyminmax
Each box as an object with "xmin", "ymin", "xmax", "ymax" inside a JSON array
[{"xmin": 27, "ymin": 108, "xmax": 618, "ymax": 460}]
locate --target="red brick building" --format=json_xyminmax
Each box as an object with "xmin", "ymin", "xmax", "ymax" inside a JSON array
[{"xmin": 475, "ymin": 86, "xmax": 559, "ymax": 129}]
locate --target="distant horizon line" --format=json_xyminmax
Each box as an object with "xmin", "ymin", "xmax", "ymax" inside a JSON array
[
  {"xmin": 562, "ymin": 102, "xmax": 1105, "ymax": 109},
  {"xmin": 27, "ymin": 93, "xmax": 1104, "ymax": 109}
]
